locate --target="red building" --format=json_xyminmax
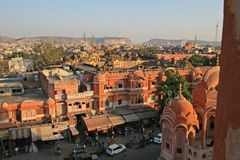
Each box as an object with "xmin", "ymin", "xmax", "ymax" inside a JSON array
[
  {"xmin": 92, "ymin": 67, "xmax": 165, "ymax": 113},
  {"xmin": 40, "ymin": 68, "xmax": 94, "ymax": 117}
]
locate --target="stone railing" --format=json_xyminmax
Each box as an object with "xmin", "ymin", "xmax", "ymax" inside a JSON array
[
  {"xmin": 107, "ymin": 68, "xmax": 161, "ymax": 76},
  {"xmin": 67, "ymin": 91, "xmax": 94, "ymax": 99}
]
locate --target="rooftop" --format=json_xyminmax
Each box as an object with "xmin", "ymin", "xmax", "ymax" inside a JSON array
[
  {"xmin": 42, "ymin": 68, "xmax": 77, "ymax": 83},
  {"xmin": 0, "ymin": 88, "xmax": 46, "ymax": 104}
]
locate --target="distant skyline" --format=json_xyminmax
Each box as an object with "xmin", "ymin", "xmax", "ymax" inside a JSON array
[{"xmin": 0, "ymin": 0, "xmax": 223, "ymax": 43}]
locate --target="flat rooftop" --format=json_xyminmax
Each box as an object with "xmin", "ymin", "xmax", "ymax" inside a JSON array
[
  {"xmin": 42, "ymin": 68, "xmax": 77, "ymax": 83},
  {"xmin": 0, "ymin": 88, "xmax": 47, "ymax": 104}
]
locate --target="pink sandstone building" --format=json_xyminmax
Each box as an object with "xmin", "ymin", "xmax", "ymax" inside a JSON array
[{"xmin": 160, "ymin": 66, "xmax": 219, "ymax": 160}]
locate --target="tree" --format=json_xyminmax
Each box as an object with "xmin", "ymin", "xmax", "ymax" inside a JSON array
[
  {"xmin": 188, "ymin": 54, "xmax": 209, "ymax": 66},
  {"xmin": 33, "ymin": 42, "xmax": 66, "ymax": 68},
  {"xmin": 158, "ymin": 70, "xmax": 191, "ymax": 115},
  {"xmin": 139, "ymin": 46, "xmax": 158, "ymax": 59}
]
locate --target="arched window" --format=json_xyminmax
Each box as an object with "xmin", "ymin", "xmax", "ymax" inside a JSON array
[
  {"xmin": 188, "ymin": 132, "xmax": 195, "ymax": 146},
  {"xmin": 207, "ymin": 116, "xmax": 215, "ymax": 139},
  {"xmin": 74, "ymin": 102, "xmax": 81, "ymax": 109},
  {"xmin": 176, "ymin": 131, "xmax": 185, "ymax": 156},
  {"xmin": 105, "ymin": 101, "xmax": 110, "ymax": 107},
  {"xmin": 193, "ymin": 152, "xmax": 197, "ymax": 157},
  {"xmin": 202, "ymin": 154, "xmax": 207, "ymax": 158},
  {"xmin": 163, "ymin": 128, "xmax": 172, "ymax": 152}
]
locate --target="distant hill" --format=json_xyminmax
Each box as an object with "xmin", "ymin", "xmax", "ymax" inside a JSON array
[
  {"xmin": 0, "ymin": 36, "xmax": 132, "ymax": 45},
  {"xmin": 0, "ymin": 36, "xmax": 15, "ymax": 43},
  {"xmin": 143, "ymin": 39, "xmax": 221, "ymax": 46}
]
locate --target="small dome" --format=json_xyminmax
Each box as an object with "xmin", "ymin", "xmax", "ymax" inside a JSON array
[
  {"xmin": 202, "ymin": 66, "xmax": 220, "ymax": 90},
  {"xmin": 191, "ymin": 67, "xmax": 203, "ymax": 82},
  {"xmin": 170, "ymin": 94, "xmax": 195, "ymax": 116},
  {"xmin": 163, "ymin": 84, "xmax": 199, "ymax": 128},
  {"xmin": 127, "ymin": 73, "xmax": 135, "ymax": 80},
  {"xmin": 133, "ymin": 70, "xmax": 146, "ymax": 79},
  {"xmin": 192, "ymin": 67, "xmax": 219, "ymax": 111}
]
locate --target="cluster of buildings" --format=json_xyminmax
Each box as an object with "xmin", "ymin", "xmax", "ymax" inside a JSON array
[
  {"xmin": 0, "ymin": 38, "xmax": 221, "ymax": 158},
  {"xmin": 0, "ymin": 60, "xmax": 215, "ymax": 154}
]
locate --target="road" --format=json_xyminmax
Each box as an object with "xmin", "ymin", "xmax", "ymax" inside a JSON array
[{"xmin": 99, "ymin": 143, "xmax": 160, "ymax": 160}]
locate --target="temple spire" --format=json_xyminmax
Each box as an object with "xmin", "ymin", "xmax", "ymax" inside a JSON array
[{"xmin": 178, "ymin": 83, "xmax": 184, "ymax": 99}]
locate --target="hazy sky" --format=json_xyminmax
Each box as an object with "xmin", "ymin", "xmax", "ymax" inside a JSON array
[{"xmin": 0, "ymin": 0, "xmax": 224, "ymax": 43}]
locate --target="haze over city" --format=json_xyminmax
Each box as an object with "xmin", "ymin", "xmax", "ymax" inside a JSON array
[{"xmin": 0, "ymin": 0, "xmax": 223, "ymax": 43}]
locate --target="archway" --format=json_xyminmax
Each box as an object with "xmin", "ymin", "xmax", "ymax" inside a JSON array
[
  {"xmin": 206, "ymin": 115, "xmax": 215, "ymax": 142},
  {"xmin": 196, "ymin": 113, "xmax": 203, "ymax": 140},
  {"xmin": 175, "ymin": 131, "xmax": 185, "ymax": 159},
  {"xmin": 188, "ymin": 132, "xmax": 195, "ymax": 146}
]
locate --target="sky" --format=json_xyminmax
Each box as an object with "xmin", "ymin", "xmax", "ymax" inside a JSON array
[{"xmin": 0, "ymin": 0, "xmax": 224, "ymax": 43}]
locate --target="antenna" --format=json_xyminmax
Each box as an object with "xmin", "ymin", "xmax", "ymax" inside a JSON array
[
  {"xmin": 91, "ymin": 35, "xmax": 96, "ymax": 46},
  {"xmin": 215, "ymin": 23, "xmax": 219, "ymax": 42},
  {"xmin": 194, "ymin": 34, "xmax": 197, "ymax": 46},
  {"xmin": 83, "ymin": 31, "xmax": 87, "ymax": 43}
]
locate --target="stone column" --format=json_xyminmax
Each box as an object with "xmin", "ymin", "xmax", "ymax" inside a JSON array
[{"xmin": 213, "ymin": 0, "xmax": 240, "ymax": 159}]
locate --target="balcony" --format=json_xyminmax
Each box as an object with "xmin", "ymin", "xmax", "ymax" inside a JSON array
[
  {"xmin": 55, "ymin": 94, "xmax": 66, "ymax": 100},
  {"xmin": 67, "ymin": 91, "xmax": 94, "ymax": 100},
  {"xmin": 126, "ymin": 87, "xmax": 148, "ymax": 91}
]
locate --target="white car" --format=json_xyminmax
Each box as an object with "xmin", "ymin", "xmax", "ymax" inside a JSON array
[
  {"xmin": 106, "ymin": 144, "xmax": 126, "ymax": 156},
  {"xmin": 153, "ymin": 133, "xmax": 162, "ymax": 144}
]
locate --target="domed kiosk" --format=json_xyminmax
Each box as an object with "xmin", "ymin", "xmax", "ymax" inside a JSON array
[{"xmin": 160, "ymin": 84, "xmax": 199, "ymax": 160}]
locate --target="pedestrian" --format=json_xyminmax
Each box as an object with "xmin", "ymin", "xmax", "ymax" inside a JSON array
[
  {"xmin": 89, "ymin": 138, "xmax": 92, "ymax": 147},
  {"xmin": 125, "ymin": 127, "xmax": 128, "ymax": 137},
  {"xmin": 102, "ymin": 141, "xmax": 105, "ymax": 148},
  {"xmin": 142, "ymin": 127, "xmax": 145, "ymax": 135},
  {"xmin": 123, "ymin": 152, "xmax": 127, "ymax": 160}
]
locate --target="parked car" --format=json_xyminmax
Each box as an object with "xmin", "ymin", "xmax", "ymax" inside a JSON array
[
  {"xmin": 106, "ymin": 144, "xmax": 126, "ymax": 156},
  {"xmin": 153, "ymin": 133, "xmax": 162, "ymax": 144}
]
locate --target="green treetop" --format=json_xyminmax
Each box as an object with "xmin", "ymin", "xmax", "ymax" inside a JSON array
[{"xmin": 158, "ymin": 69, "xmax": 191, "ymax": 115}]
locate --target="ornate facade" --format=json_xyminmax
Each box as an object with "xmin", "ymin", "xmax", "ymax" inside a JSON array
[
  {"xmin": 93, "ymin": 68, "xmax": 164, "ymax": 113},
  {"xmin": 160, "ymin": 66, "xmax": 220, "ymax": 160}
]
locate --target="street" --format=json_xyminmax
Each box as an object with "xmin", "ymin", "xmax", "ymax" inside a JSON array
[
  {"xmin": 100, "ymin": 143, "xmax": 160, "ymax": 160},
  {"xmin": 6, "ymin": 142, "xmax": 160, "ymax": 160}
]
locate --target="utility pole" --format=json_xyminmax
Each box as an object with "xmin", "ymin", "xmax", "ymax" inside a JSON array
[
  {"xmin": 91, "ymin": 35, "xmax": 96, "ymax": 46},
  {"xmin": 215, "ymin": 23, "xmax": 219, "ymax": 42}
]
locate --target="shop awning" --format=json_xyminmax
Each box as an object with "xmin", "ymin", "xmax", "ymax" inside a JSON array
[
  {"xmin": 136, "ymin": 111, "xmax": 158, "ymax": 120},
  {"xmin": 69, "ymin": 126, "xmax": 79, "ymax": 136},
  {"xmin": 109, "ymin": 108, "xmax": 135, "ymax": 116},
  {"xmin": 9, "ymin": 127, "xmax": 30, "ymax": 140},
  {"xmin": 31, "ymin": 125, "xmax": 61, "ymax": 141},
  {"xmin": 83, "ymin": 115, "xmax": 112, "ymax": 132},
  {"xmin": 41, "ymin": 134, "xmax": 64, "ymax": 141},
  {"xmin": 0, "ymin": 122, "xmax": 14, "ymax": 130},
  {"xmin": 122, "ymin": 114, "xmax": 139, "ymax": 122},
  {"xmin": 108, "ymin": 115, "xmax": 125, "ymax": 126}
]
